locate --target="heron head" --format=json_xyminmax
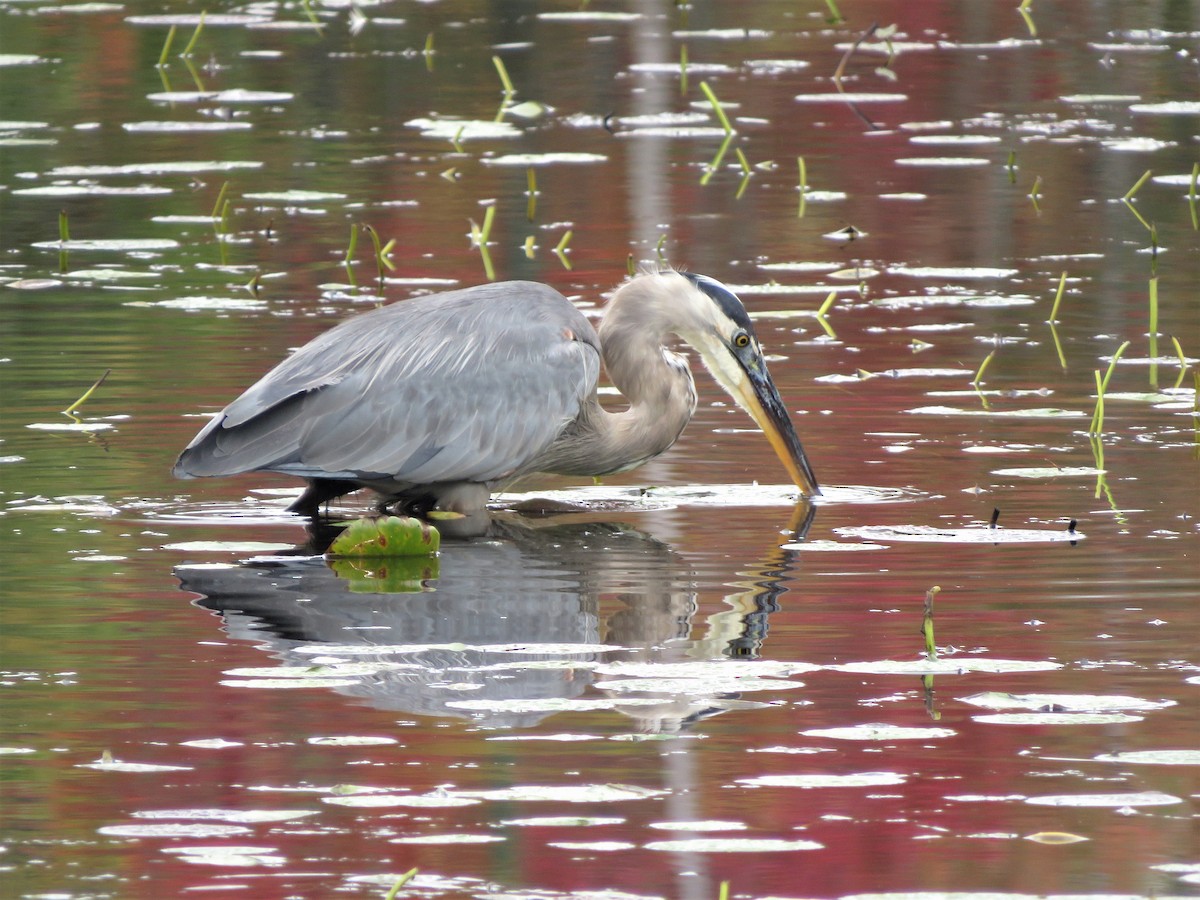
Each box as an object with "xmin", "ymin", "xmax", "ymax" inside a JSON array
[{"xmin": 675, "ymin": 272, "xmax": 821, "ymax": 498}]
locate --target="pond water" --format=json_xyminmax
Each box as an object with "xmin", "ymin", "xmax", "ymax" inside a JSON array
[{"xmin": 1, "ymin": 1, "xmax": 1198, "ymax": 898}]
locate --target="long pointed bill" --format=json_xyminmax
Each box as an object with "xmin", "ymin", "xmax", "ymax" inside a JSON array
[{"xmin": 730, "ymin": 364, "xmax": 821, "ymax": 498}]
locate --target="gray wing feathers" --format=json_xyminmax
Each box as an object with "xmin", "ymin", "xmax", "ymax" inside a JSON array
[{"xmin": 175, "ymin": 282, "xmax": 601, "ymax": 487}]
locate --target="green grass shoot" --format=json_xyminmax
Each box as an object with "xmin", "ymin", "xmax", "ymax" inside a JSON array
[
  {"xmin": 1170, "ymin": 336, "xmax": 1189, "ymax": 390},
  {"xmin": 180, "ymin": 11, "xmax": 206, "ymax": 58},
  {"xmin": 700, "ymin": 134, "xmax": 733, "ymax": 186},
  {"xmin": 492, "ymin": 55, "xmax": 515, "ymax": 96},
  {"xmin": 797, "ymin": 156, "xmax": 808, "ymax": 217},
  {"xmin": 554, "ymin": 230, "xmax": 573, "ymax": 270},
  {"xmin": 1148, "ymin": 275, "xmax": 1159, "ymax": 337},
  {"xmin": 523, "ymin": 235, "xmax": 536, "ymax": 259},
  {"xmin": 525, "ymin": 167, "xmax": 538, "ymax": 222},
  {"xmin": 1006, "ymin": 149, "xmax": 1017, "ymax": 184},
  {"xmin": 1189, "ymin": 161, "xmax": 1198, "ymax": 231},
  {"xmin": 718, "ymin": 881, "xmax": 730, "ymax": 900},
  {"xmin": 1017, "ymin": 1, "xmax": 1036, "ymax": 38},
  {"xmin": 480, "ymin": 204, "xmax": 496, "ymax": 244},
  {"xmin": 1029, "ymin": 175, "xmax": 1042, "ymax": 214},
  {"xmin": 626, "ymin": 253, "xmax": 636, "ymax": 277},
  {"xmin": 451, "ymin": 126, "xmax": 464, "ymax": 153},
  {"xmin": 384, "ymin": 868, "xmax": 418, "ymax": 900},
  {"xmin": 1089, "ymin": 340, "xmax": 1131, "ymax": 434},
  {"xmin": 300, "ymin": 0, "xmax": 321, "ymax": 27},
  {"xmin": 1123, "ymin": 169, "xmax": 1153, "ymax": 200},
  {"xmin": 58, "ymin": 209, "xmax": 70, "ymax": 242},
  {"xmin": 735, "ymin": 147, "xmax": 751, "ymax": 176},
  {"xmin": 679, "ymin": 43, "xmax": 688, "ymax": 95},
  {"xmin": 343, "ymin": 223, "xmax": 359, "ymax": 264},
  {"xmin": 699, "ymin": 81, "xmax": 735, "ymax": 135},
  {"xmin": 923, "ymin": 585, "xmax": 940, "ymax": 662},
  {"xmin": 1121, "ymin": 170, "xmax": 1155, "ymax": 233},
  {"xmin": 1048, "ymin": 270, "xmax": 1067, "ymax": 323},
  {"xmin": 210, "ymin": 181, "xmax": 230, "ymax": 221},
  {"xmin": 655, "ymin": 232, "xmax": 668, "ymax": 263},
  {"xmin": 815, "ymin": 290, "xmax": 838, "ymax": 339},
  {"xmin": 972, "ymin": 349, "xmax": 996, "ymax": 386},
  {"xmin": 1049, "ymin": 321, "xmax": 1067, "ymax": 371},
  {"xmin": 157, "ymin": 24, "xmax": 177, "ymax": 67},
  {"xmin": 246, "ymin": 272, "xmax": 262, "ymax": 298},
  {"xmin": 817, "ymin": 290, "xmax": 837, "ymax": 318},
  {"xmin": 823, "ymin": 0, "xmax": 844, "ymax": 24},
  {"xmin": 1171, "ymin": 338, "xmax": 1190, "ymax": 391},
  {"xmin": 63, "ymin": 369, "xmax": 111, "ymax": 416}
]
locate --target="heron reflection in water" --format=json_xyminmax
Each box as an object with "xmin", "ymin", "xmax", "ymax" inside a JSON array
[{"xmin": 173, "ymin": 271, "xmax": 820, "ymax": 517}]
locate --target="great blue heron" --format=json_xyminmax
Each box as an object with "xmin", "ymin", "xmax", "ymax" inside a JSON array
[{"xmin": 173, "ymin": 270, "xmax": 820, "ymax": 517}]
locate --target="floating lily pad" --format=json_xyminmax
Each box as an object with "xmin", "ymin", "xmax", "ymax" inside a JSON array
[
  {"xmin": 826, "ymin": 659, "xmax": 1062, "ymax": 676},
  {"xmin": 739, "ymin": 772, "xmax": 907, "ymax": 788},
  {"xmin": 99, "ymin": 823, "xmax": 251, "ymax": 838},
  {"xmin": 483, "ymin": 152, "xmax": 607, "ymax": 166},
  {"xmin": 644, "ymin": 837, "xmax": 822, "ymax": 852},
  {"xmin": 131, "ymin": 808, "xmax": 316, "ymax": 823},
  {"xmin": 163, "ymin": 847, "xmax": 285, "ymax": 867},
  {"xmin": 959, "ymin": 692, "xmax": 1173, "ymax": 712},
  {"xmin": 990, "ymin": 466, "xmax": 1104, "ymax": 478},
  {"xmin": 124, "ymin": 121, "xmax": 254, "ymax": 133},
  {"xmin": 1025, "ymin": 791, "xmax": 1182, "ymax": 807},
  {"xmin": 31, "ymin": 238, "xmax": 179, "ymax": 252},
  {"xmin": 1025, "ymin": 832, "xmax": 1088, "ymax": 844},
  {"xmin": 836, "ymin": 524, "xmax": 1082, "ymax": 544},
  {"xmin": 455, "ymin": 784, "xmax": 668, "ymax": 803},
  {"xmin": 406, "ymin": 118, "xmax": 520, "ymax": 140},
  {"xmin": 78, "ymin": 756, "xmax": 193, "ymax": 773},
  {"xmin": 323, "ymin": 793, "xmax": 480, "ymax": 809},
  {"xmin": 500, "ymin": 816, "xmax": 626, "ymax": 827},
  {"xmin": 1094, "ymin": 749, "xmax": 1200, "ymax": 765},
  {"xmin": 326, "ymin": 516, "xmax": 440, "ymax": 558},
  {"xmin": 647, "ymin": 820, "xmax": 747, "ymax": 831},
  {"xmin": 795, "ymin": 92, "xmax": 908, "ymax": 103},
  {"xmin": 306, "ymin": 736, "xmax": 399, "ymax": 747},
  {"xmin": 164, "ymin": 540, "xmax": 293, "ymax": 553},
  {"xmin": 548, "ymin": 840, "xmax": 637, "ymax": 851},
  {"xmin": 799, "ymin": 724, "xmax": 958, "ymax": 741},
  {"xmin": 389, "ymin": 834, "xmax": 504, "ymax": 844},
  {"xmin": 600, "ymin": 676, "xmax": 803, "ymax": 695},
  {"xmin": 973, "ymin": 713, "xmax": 1144, "ymax": 725},
  {"xmin": 594, "ymin": 661, "xmax": 818, "ymax": 678}
]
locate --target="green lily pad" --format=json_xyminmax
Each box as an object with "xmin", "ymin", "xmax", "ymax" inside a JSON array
[{"xmin": 327, "ymin": 516, "xmax": 440, "ymax": 559}]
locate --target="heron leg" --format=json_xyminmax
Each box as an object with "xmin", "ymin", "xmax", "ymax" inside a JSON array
[{"xmin": 287, "ymin": 478, "xmax": 361, "ymax": 518}]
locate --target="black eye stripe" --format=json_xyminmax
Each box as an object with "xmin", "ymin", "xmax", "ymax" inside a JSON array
[{"xmin": 682, "ymin": 272, "xmax": 756, "ymax": 335}]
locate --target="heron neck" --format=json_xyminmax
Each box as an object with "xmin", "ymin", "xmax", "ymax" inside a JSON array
[{"xmin": 593, "ymin": 283, "xmax": 698, "ymax": 471}]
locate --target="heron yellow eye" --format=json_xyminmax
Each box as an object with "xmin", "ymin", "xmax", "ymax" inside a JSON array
[{"xmin": 733, "ymin": 332, "xmax": 751, "ymax": 349}]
